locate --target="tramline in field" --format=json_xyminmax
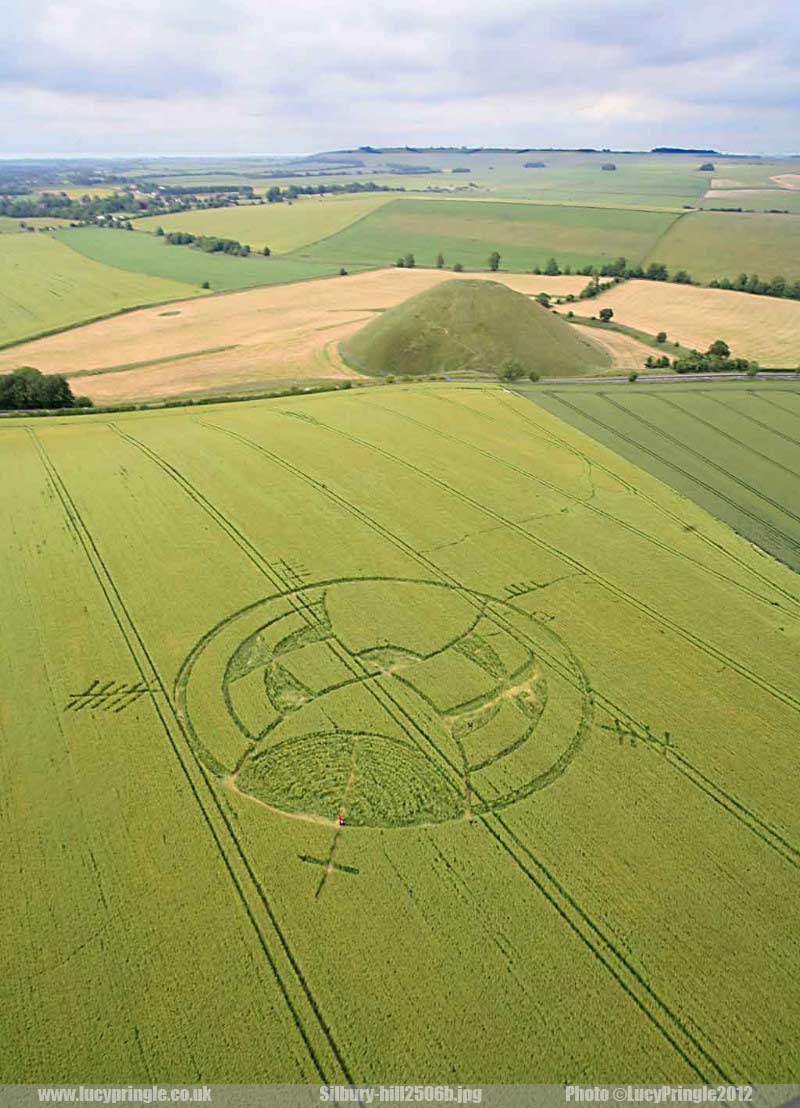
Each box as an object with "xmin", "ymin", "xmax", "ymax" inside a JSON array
[{"xmin": 2, "ymin": 383, "xmax": 798, "ymax": 1083}]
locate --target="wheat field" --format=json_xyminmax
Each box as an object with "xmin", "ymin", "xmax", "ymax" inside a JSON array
[
  {"xmin": 0, "ymin": 269, "xmax": 593, "ymax": 401},
  {"xmin": 584, "ymin": 280, "xmax": 800, "ymax": 365}
]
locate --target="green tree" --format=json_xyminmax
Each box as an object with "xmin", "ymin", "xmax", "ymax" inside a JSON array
[
  {"xmin": 396, "ymin": 257, "xmax": 405, "ymax": 268},
  {"xmin": 656, "ymin": 331, "xmax": 667, "ymax": 343},
  {"xmin": 436, "ymin": 252, "xmax": 445, "ymax": 269},
  {"xmin": 536, "ymin": 292, "xmax": 551, "ymax": 308},
  {"xmin": 404, "ymin": 253, "xmax": 416, "ymax": 268},
  {"xmin": 0, "ymin": 366, "xmax": 83, "ymax": 411},
  {"xmin": 645, "ymin": 262, "xmax": 669, "ymax": 281},
  {"xmin": 488, "ymin": 251, "xmax": 501, "ymax": 271},
  {"xmin": 599, "ymin": 308, "xmax": 614, "ymax": 322},
  {"xmin": 452, "ymin": 262, "xmax": 464, "ymax": 272},
  {"xmin": 498, "ymin": 359, "xmax": 525, "ymax": 381},
  {"xmin": 746, "ymin": 273, "xmax": 764, "ymax": 294},
  {"xmin": 707, "ymin": 339, "xmax": 730, "ymax": 358},
  {"xmin": 544, "ymin": 257, "xmax": 560, "ymax": 275},
  {"xmin": 262, "ymin": 245, "xmax": 271, "ymax": 256}
]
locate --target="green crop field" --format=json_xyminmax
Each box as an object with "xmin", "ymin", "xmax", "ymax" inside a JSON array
[
  {"xmin": 523, "ymin": 380, "xmax": 800, "ymax": 572},
  {"xmin": 648, "ymin": 210, "xmax": 800, "ymax": 281},
  {"xmin": 113, "ymin": 150, "xmax": 800, "ymax": 209},
  {"xmin": 293, "ymin": 198, "xmax": 680, "ymax": 272},
  {"xmin": 2, "ymin": 383, "xmax": 798, "ymax": 1083},
  {"xmin": 134, "ymin": 193, "xmax": 398, "ymax": 253},
  {"xmin": 126, "ymin": 150, "xmax": 712, "ymax": 208},
  {"xmin": 0, "ymin": 233, "xmax": 199, "ymax": 348},
  {"xmin": 53, "ymin": 227, "xmax": 364, "ymax": 292}
]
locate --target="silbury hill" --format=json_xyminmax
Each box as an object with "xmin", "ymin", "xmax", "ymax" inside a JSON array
[{"xmin": 339, "ymin": 278, "xmax": 610, "ymax": 378}]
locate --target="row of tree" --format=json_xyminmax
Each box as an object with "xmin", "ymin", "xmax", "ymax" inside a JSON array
[
  {"xmin": 640, "ymin": 341, "xmax": 755, "ymax": 374},
  {"xmin": 159, "ymin": 229, "xmax": 268, "ymax": 257},
  {"xmin": 265, "ymin": 181, "xmax": 399, "ymax": 203},
  {"xmin": 0, "ymin": 190, "xmax": 172, "ymax": 222},
  {"xmin": 671, "ymin": 340, "xmax": 755, "ymax": 374},
  {"xmin": 396, "ymin": 251, "xmax": 469, "ymax": 272},
  {"xmin": 0, "ymin": 367, "xmax": 90, "ymax": 411},
  {"xmin": 708, "ymin": 273, "xmax": 800, "ymax": 299}
]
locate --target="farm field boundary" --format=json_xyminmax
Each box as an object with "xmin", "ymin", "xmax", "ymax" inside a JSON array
[
  {"xmin": 134, "ymin": 192, "xmax": 399, "ymax": 254},
  {"xmin": 574, "ymin": 280, "xmax": 800, "ymax": 366},
  {"xmin": 0, "ymin": 269, "xmax": 593, "ymax": 402},
  {"xmin": 290, "ymin": 199, "xmax": 680, "ymax": 272},
  {"xmin": 53, "ymin": 226, "xmax": 361, "ymax": 292},
  {"xmin": 647, "ymin": 209, "xmax": 800, "ymax": 282},
  {"xmin": 520, "ymin": 381, "xmax": 800, "ymax": 572},
  {"xmin": 0, "ymin": 232, "xmax": 199, "ymax": 348}
]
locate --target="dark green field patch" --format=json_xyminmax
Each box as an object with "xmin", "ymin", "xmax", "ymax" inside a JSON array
[
  {"xmin": 53, "ymin": 226, "xmax": 365, "ymax": 292},
  {"xmin": 517, "ymin": 380, "xmax": 800, "ymax": 572}
]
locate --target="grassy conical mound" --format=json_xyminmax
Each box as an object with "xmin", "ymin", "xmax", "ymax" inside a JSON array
[{"xmin": 340, "ymin": 278, "xmax": 610, "ymax": 378}]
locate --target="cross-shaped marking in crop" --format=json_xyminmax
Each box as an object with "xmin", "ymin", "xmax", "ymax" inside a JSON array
[
  {"xmin": 602, "ymin": 717, "xmax": 673, "ymax": 754},
  {"xmin": 63, "ymin": 679, "xmax": 158, "ymax": 714},
  {"xmin": 298, "ymin": 833, "xmax": 360, "ymax": 900}
]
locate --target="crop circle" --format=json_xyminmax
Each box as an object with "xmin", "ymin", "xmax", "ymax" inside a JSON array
[{"xmin": 176, "ymin": 577, "xmax": 592, "ymax": 828}]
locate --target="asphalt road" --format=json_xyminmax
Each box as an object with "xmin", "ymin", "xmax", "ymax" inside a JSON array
[{"xmin": 536, "ymin": 371, "xmax": 800, "ymax": 385}]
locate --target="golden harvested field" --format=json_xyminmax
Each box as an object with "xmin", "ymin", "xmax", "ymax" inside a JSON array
[
  {"xmin": 135, "ymin": 193, "xmax": 398, "ymax": 254},
  {"xmin": 705, "ymin": 188, "xmax": 770, "ymax": 198},
  {"xmin": 0, "ymin": 269, "xmax": 592, "ymax": 402},
  {"xmin": 770, "ymin": 174, "xmax": 800, "ymax": 189},
  {"xmin": 570, "ymin": 323, "xmax": 654, "ymax": 369},
  {"xmin": 582, "ymin": 280, "xmax": 800, "ymax": 366}
]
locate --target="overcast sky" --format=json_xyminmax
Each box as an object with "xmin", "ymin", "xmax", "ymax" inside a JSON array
[{"xmin": 2, "ymin": 0, "xmax": 798, "ymax": 157}]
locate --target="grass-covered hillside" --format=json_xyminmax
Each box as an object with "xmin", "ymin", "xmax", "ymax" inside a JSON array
[{"xmin": 341, "ymin": 278, "xmax": 611, "ymax": 377}]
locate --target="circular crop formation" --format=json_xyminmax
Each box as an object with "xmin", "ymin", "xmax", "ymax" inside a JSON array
[{"xmin": 177, "ymin": 577, "xmax": 593, "ymax": 828}]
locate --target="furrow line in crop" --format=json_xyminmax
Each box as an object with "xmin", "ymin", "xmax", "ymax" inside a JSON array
[
  {"xmin": 29, "ymin": 427, "xmax": 348, "ymax": 1085},
  {"xmin": 495, "ymin": 391, "xmax": 800, "ymax": 613},
  {"xmin": 196, "ymin": 416, "xmax": 731, "ymax": 1084},
  {"xmin": 273, "ymin": 410, "xmax": 800, "ymax": 718},
  {"xmin": 602, "ymin": 393, "xmax": 800, "ymax": 530},
  {"xmin": 355, "ymin": 393, "xmax": 800, "ymax": 619}
]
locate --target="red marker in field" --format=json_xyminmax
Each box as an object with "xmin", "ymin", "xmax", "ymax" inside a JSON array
[{"xmin": 338, "ymin": 814, "xmax": 345, "ymax": 827}]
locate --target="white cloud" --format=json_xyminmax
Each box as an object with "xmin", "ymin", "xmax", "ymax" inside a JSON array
[{"xmin": 1, "ymin": 0, "xmax": 798, "ymax": 154}]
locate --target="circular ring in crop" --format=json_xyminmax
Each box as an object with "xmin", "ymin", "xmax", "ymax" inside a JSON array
[{"xmin": 176, "ymin": 577, "xmax": 593, "ymax": 828}]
